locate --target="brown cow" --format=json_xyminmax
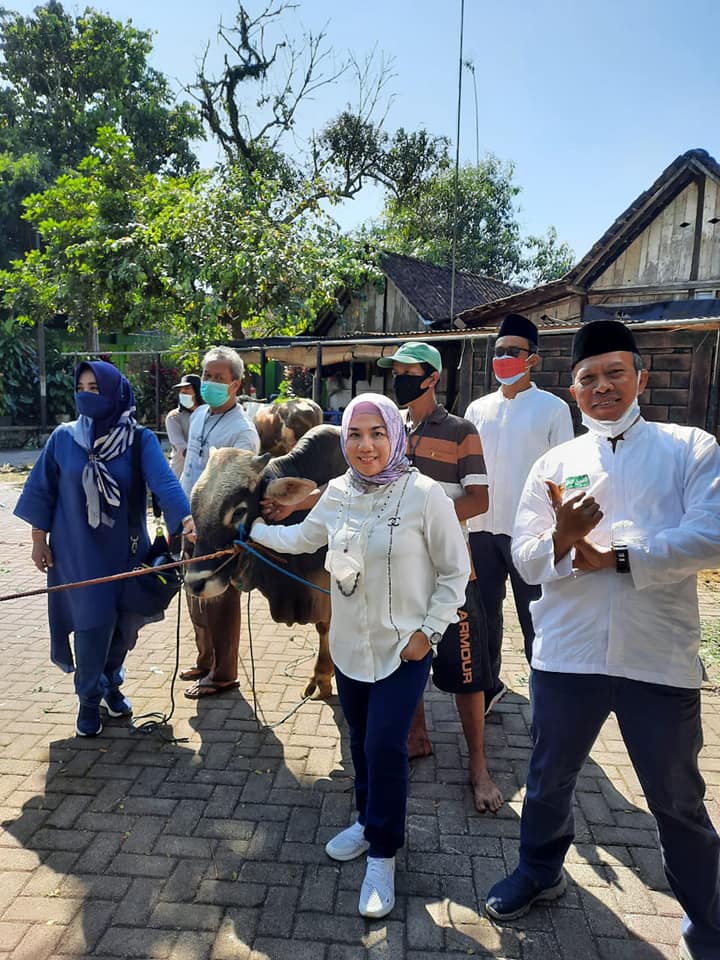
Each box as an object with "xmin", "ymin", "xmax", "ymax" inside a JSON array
[
  {"xmin": 254, "ymin": 398, "xmax": 323, "ymax": 457},
  {"xmin": 184, "ymin": 425, "xmax": 345, "ymax": 699}
]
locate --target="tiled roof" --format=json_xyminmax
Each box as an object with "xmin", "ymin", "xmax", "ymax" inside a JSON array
[{"xmin": 380, "ymin": 252, "xmax": 521, "ymax": 323}]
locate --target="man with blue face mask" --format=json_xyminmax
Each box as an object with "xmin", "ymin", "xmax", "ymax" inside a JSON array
[
  {"xmin": 464, "ymin": 314, "xmax": 573, "ymax": 706},
  {"xmin": 484, "ymin": 320, "xmax": 720, "ymax": 960},
  {"xmin": 181, "ymin": 346, "xmax": 260, "ymax": 698}
]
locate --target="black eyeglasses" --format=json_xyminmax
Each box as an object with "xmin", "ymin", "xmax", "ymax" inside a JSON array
[{"xmin": 494, "ymin": 346, "xmax": 531, "ymax": 358}]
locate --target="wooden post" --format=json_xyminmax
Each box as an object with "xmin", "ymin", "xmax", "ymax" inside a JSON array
[
  {"xmin": 259, "ymin": 346, "xmax": 267, "ymax": 400},
  {"xmin": 457, "ymin": 337, "xmax": 474, "ymax": 413},
  {"xmin": 313, "ymin": 343, "xmax": 323, "ymax": 405},
  {"xmin": 484, "ymin": 337, "xmax": 493, "ymax": 395}
]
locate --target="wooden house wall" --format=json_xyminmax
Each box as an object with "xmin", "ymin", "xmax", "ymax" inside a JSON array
[
  {"xmin": 468, "ymin": 328, "xmax": 719, "ymax": 438},
  {"xmin": 321, "ymin": 278, "xmax": 424, "ymax": 338},
  {"xmin": 593, "ymin": 179, "xmax": 720, "ymax": 289}
]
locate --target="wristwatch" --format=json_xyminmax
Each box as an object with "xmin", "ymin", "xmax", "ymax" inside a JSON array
[
  {"xmin": 613, "ymin": 543, "xmax": 631, "ymax": 574},
  {"xmin": 420, "ymin": 625, "xmax": 442, "ymax": 653}
]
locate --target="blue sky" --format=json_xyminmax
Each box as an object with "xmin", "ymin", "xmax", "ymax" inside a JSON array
[{"xmin": 11, "ymin": 0, "xmax": 720, "ymax": 265}]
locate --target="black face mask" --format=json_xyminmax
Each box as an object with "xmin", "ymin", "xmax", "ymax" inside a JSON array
[{"xmin": 393, "ymin": 373, "xmax": 430, "ymax": 407}]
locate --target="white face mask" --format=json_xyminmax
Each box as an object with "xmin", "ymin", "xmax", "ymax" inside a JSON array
[
  {"xmin": 581, "ymin": 398, "xmax": 641, "ymax": 439},
  {"xmin": 178, "ymin": 393, "xmax": 195, "ymax": 410}
]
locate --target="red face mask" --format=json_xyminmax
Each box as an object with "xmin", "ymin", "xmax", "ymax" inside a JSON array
[{"xmin": 492, "ymin": 356, "xmax": 528, "ymax": 384}]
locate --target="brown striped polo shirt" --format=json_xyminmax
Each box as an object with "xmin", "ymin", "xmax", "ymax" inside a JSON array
[{"xmin": 406, "ymin": 405, "xmax": 488, "ymax": 503}]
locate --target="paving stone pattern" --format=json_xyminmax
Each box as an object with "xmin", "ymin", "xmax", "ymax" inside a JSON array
[{"xmin": 1, "ymin": 480, "xmax": 718, "ymax": 960}]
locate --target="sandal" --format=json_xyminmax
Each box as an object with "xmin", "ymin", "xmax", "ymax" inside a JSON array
[
  {"xmin": 179, "ymin": 667, "xmax": 209, "ymax": 681},
  {"xmin": 184, "ymin": 680, "xmax": 240, "ymax": 700}
]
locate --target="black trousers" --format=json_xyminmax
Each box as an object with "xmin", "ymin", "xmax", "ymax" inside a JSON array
[{"xmin": 469, "ymin": 531, "xmax": 540, "ymax": 685}]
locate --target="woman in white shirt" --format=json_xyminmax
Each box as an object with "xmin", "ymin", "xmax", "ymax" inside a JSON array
[{"xmin": 251, "ymin": 393, "xmax": 469, "ymax": 919}]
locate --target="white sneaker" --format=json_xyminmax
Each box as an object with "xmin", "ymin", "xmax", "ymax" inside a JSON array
[
  {"xmin": 325, "ymin": 820, "xmax": 369, "ymax": 861},
  {"xmin": 359, "ymin": 856, "xmax": 395, "ymax": 918}
]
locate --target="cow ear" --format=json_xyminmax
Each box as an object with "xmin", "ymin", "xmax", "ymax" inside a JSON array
[
  {"xmin": 265, "ymin": 477, "xmax": 318, "ymax": 505},
  {"xmin": 250, "ymin": 453, "xmax": 272, "ymax": 472}
]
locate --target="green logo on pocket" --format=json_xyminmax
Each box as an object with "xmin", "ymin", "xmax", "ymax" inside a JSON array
[{"xmin": 564, "ymin": 474, "xmax": 590, "ymax": 490}]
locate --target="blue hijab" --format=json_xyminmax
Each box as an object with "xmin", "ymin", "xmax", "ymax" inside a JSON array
[
  {"xmin": 74, "ymin": 360, "xmax": 138, "ymax": 528},
  {"xmin": 74, "ymin": 360, "xmax": 135, "ymax": 441}
]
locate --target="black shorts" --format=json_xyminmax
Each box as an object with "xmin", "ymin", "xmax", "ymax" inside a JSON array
[{"xmin": 431, "ymin": 579, "xmax": 493, "ymax": 694}]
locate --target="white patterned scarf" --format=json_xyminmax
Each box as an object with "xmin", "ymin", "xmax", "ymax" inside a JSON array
[{"xmin": 75, "ymin": 408, "xmax": 138, "ymax": 528}]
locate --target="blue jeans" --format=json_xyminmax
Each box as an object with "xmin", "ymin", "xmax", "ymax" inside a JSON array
[
  {"xmin": 520, "ymin": 670, "xmax": 720, "ymax": 959},
  {"xmin": 335, "ymin": 654, "xmax": 432, "ymax": 858},
  {"xmin": 73, "ymin": 620, "xmax": 128, "ymax": 708},
  {"xmin": 469, "ymin": 532, "xmax": 540, "ymax": 676}
]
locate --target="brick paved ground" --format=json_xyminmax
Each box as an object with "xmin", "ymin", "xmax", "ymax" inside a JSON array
[{"xmin": 1, "ymin": 477, "xmax": 718, "ymax": 960}]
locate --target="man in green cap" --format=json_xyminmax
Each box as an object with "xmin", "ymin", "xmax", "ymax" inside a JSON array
[{"xmin": 377, "ymin": 341, "xmax": 503, "ymax": 814}]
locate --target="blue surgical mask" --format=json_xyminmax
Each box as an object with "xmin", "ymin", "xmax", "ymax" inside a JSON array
[
  {"xmin": 200, "ymin": 381, "xmax": 231, "ymax": 408},
  {"xmin": 76, "ymin": 392, "xmax": 113, "ymax": 420}
]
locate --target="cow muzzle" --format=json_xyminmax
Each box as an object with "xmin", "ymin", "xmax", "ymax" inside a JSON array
[{"xmin": 184, "ymin": 566, "xmax": 233, "ymax": 599}]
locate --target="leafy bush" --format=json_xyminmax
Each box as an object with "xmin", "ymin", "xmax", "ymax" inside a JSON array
[
  {"xmin": 0, "ymin": 317, "xmax": 38, "ymax": 422},
  {"xmin": 130, "ymin": 359, "xmax": 180, "ymax": 425}
]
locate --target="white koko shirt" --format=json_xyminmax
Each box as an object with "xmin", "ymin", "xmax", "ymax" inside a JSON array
[
  {"xmin": 251, "ymin": 470, "xmax": 470, "ymax": 683},
  {"xmin": 465, "ymin": 383, "xmax": 573, "ymax": 536},
  {"xmin": 511, "ymin": 419, "xmax": 720, "ymax": 689}
]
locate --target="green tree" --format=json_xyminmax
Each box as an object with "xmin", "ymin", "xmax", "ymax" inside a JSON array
[
  {"xmin": 378, "ymin": 157, "xmax": 524, "ymax": 279},
  {"xmin": 0, "ymin": 1, "xmax": 202, "ymax": 264},
  {"xmin": 0, "ymin": 129, "xmax": 211, "ymax": 350},
  {"xmin": 190, "ymin": 3, "xmax": 447, "ymax": 204},
  {"xmin": 523, "ymin": 226, "xmax": 575, "ymax": 284},
  {"xmin": 377, "ymin": 157, "xmax": 574, "ymax": 284},
  {"xmin": 190, "ymin": 161, "xmax": 381, "ymax": 338},
  {"xmin": 1, "ymin": 130, "xmax": 380, "ymax": 348}
]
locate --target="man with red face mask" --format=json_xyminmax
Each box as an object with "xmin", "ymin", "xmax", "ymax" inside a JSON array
[{"xmin": 464, "ymin": 314, "xmax": 573, "ymax": 708}]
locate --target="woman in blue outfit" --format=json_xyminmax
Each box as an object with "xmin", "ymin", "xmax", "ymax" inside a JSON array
[{"xmin": 14, "ymin": 360, "xmax": 192, "ymax": 737}]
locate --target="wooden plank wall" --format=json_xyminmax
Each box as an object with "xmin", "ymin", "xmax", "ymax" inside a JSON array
[
  {"xmin": 592, "ymin": 178, "xmax": 720, "ymax": 289},
  {"xmin": 699, "ymin": 177, "xmax": 720, "ymax": 279},
  {"xmin": 593, "ymin": 183, "xmax": 697, "ymax": 287}
]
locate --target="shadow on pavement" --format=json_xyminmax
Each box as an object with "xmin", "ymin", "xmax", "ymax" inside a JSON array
[{"xmin": 1, "ymin": 646, "xmax": 672, "ymax": 958}]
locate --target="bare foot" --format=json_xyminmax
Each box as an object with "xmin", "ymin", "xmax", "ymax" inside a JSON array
[{"xmin": 470, "ymin": 766, "xmax": 503, "ymax": 813}]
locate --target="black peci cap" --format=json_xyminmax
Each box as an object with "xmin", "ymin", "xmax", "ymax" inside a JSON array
[
  {"xmin": 498, "ymin": 313, "xmax": 538, "ymax": 347},
  {"xmin": 571, "ymin": 320, "xmax": 639, "ymax": 368}
]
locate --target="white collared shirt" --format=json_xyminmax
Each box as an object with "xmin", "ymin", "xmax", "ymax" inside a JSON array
[
  {"xmin": 511, "ymin": 419, "xmax": 720, "ymax": 688},
  {"xmin": 251, "ymin": 470, "xmax": 470, "ymax": 682},
  {"xmin": 465, "ymin": 383, "xmax": 573, "ymax": 536},
  {"xmin": 182, "ymin": 403, "xmax": 260, "ymax": 496}
]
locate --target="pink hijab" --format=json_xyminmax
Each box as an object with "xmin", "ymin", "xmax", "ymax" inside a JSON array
[{"xmin": 340, "ymin": 393, "xmax": 410, "ymax": 487}]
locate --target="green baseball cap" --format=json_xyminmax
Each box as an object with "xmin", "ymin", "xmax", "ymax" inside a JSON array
[{"xmin": 377, "ymin": 341, "xmax": 442, "ymax": 372}]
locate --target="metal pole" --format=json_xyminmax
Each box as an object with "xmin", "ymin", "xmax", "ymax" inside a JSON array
[
  {"xmin": 154, "ymin": 352, "xmax": 161, "ymax": 431},
  {"xmin": 34, "ymin": 232, "xmax": 48, "ymax": 430},
  {"xmin": 464, "ymin": 60, "xmax": 479, "ymax": 168},
  {"xmin": 449, "ymin": 0, "xmax": 465, "ymax": 324}
]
